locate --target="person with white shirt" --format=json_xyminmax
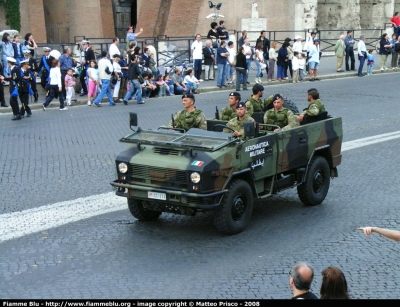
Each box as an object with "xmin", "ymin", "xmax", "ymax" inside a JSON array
[
  {"xmin": 308, "ymin": 39, "xmax": 320, "ymax": 81},
  {"xmin": 304, "ymin": 32, "xmax": 317, "ymax": 73},
  {"xmin": 226, "ymin": 41, "xmax": 236, "ymax": 85},
  {"xmin": 357, "ymin": 34, "xmax": 367, "ymax": 77},
  {"xmin": 93, "ymin": 51, "xmax": 115, "ymax": 107},
  {"xmin": 292, "ymin": 51, "xmax": 300, "ymax": 83},
  {"xmin": 191, "ymin": 34, "xmax": 204, "ymax": 81},
  {"xmin": 242, "ymin": 39, "xmax": 252, "ymax": 83},
  {"xmin": 42, "ymin": 59, "xmax": 67, "ymax": 110},
  {"xmin": 293, "ymin": 36, "xmax": 304, "ymax": 54},
  {"xmin": 108, "ymin": 38, "xmax": 121, "ymax": 59}
]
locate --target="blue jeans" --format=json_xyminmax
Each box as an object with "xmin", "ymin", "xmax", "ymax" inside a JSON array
[
  {"xmin": 367, "ymin": 64, "xmax": 373, "ymax": 74},
  {"xmin": 245, "ymin": 59, "xmax": 251, "ymax": 80},
  {"xmin": 358, "ymin": 56, "xmax": 365, "ymax": 75},
  {"xmin": 217, "ymin": 63, "xmax": 227, "ymax": 86},
  {"xmin": 225, "ymin": 63, "xmax": 233, "ymax": 81},
  {"xmin": 235, "ymin": 68, "xmax": 247, "ymax": 91},
  {"xmin": 193, "ymin": 59, "xmax": 202, "ymax": 80},
  {"xmin": 277, "ymin": 65, "xmax": 285, "ymax": 79},
  {"xmin": 93, "ymin": 79, "xmax": 114, "ymax": 105},
  {"xmin": 174, "ymin": 85, "xmax": 184, "ymax": 95},
  {"xmin": 186, "ymin": 82, "xmax": 198, "ymax": 92},
  {"xmin": 167, "ymin": 84, "xmax": 174, "ymax": 95},
  {"xmin": 255, "ymin": 60, "xmax": 261, "ymax": 78},
  {"xmin": 124, "ymin": 80, "xmax": 143, "ymax": 103}
]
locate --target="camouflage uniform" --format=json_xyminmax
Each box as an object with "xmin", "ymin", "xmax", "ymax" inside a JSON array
[
  {"xmin": 220, "ymin": 106, "xmax": 237, "ymax": 121},
  {"xmin": 263, "ymin": 95, "xmax": 274, "ymax": 111},
  {"xmin": 302, "ymin": 99, "xmax": 326, "ymax": 116},
  {"xmin": 245, "ymin": 97, "xmax": 266, "ymax": 116},
  {"xmin": 169, "ymin": 108, "xmax": 207, "ymax": 131},
  {"xmin": 263, "ymin": 107, "xmax": 299, "ymax": 131},
  {"xmin": 224, "ymin": 114, "xmax": 255, "ymax": 140}
]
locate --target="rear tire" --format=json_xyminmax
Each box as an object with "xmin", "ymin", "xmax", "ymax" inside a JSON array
[
  {"xmin": 297, "ymin": 156, "xmax": 330, "ymax": 206},
  {"xmin": 283, "ymin": 98, "xmax": 300, "ymax": 114},
  {"xmin": 128, "ymin": 199, "xmax": 162, "ymax": 221},
  {"xmin": 214, "ymin": 179, "xmax": 254, "ymax": 235}
]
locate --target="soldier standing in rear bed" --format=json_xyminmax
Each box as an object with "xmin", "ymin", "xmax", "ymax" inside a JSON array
[
  {"xmin": 37, "ymin": 47, "xmax": 53, "ymax": 90},
  {"xmin": 220, "ymin": 92, "xmax": 241, "ymax": 120},
  {"xmin": 22, "ymin": 49, "xmax": 39, "ymax": 102}
]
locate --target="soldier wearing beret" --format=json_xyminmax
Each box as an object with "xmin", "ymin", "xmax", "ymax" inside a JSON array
[
  {"xmin": 169, "ymin": 93, "xmax": 207, "ymax": 131},
  {"xmin": 297, "ymin": 88, "xmax": 326, "ymax": 123},
  {"xmin": 18, "ymin": 59, "xmax": 33, "ymax": 118},
  {"xmin": 224, "ymin": 101, "xmax": 255, "ymax": 140},
  {"xmin": 245, "ymin": 84, "xmax": 268, "ymax": 116},
  {"xmin": 263, "ymin": 93, "xmax": 298, "ymax": 132},
  {"xmin": 220, "ymin": 92, "xmax": 241, "ymax": 121}
]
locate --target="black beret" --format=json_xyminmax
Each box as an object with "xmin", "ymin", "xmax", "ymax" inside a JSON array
[
  {"xmin": 307, "ymin": 88, "xmax": 318, "ymax": 93},
  {"xmin": 273, "ymin": 93, "xmax": 283, "ymax": 101},
  {"xmin": 182, "ymin": 93, "xmax": 195, "ymax": 101},
  {"xmin": 236, "ymin": 101, "xmax": 246, "ymax": 109},
  {"xmin": 229, "ymin": 92, "xmax": 241, "ymax": 99}
]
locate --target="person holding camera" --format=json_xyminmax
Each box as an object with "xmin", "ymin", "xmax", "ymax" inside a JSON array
[{"xmin": 92, "ymin": 50, "xmax": 115, "ymax": 107}]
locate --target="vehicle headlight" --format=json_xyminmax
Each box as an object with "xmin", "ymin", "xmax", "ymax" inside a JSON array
[
  {"xmin": 118, "ymin": 162, "xmax": 128, "ymax": 174},
  {"xmin": 190, "ymin": 172, "xmax": 201, "ymax": 183}
]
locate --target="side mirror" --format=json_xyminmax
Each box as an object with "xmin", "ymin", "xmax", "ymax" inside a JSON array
[
  {"xmin": 244, "ymin": 122, "xmax": 256, "ymax": 137},
  {"xmin": 130, "ymin": 112, "xmax": 138, "ymax": 131}
]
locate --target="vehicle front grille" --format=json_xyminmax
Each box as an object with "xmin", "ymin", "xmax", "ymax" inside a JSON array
[
  {"xmin": 129, "ymin": 164, "xmax": 188, "ymax": 185},
  {"xmin": 154, "ymin": 147, "xmax": 180, "ymax": 156}
]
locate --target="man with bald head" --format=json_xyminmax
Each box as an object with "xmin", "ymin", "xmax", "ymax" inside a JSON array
[
  {"xmin": 334, "ymin": 34, "xmax": 346, "ymax": 72},
  {"xmin": 289, "ymin": 262, "xmax": 318, "ymax": 299}
]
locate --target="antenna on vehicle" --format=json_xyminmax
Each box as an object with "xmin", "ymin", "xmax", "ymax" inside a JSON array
[{"xmin": 130, "ymin": 112, "xmax": 138, "ymax": 131}]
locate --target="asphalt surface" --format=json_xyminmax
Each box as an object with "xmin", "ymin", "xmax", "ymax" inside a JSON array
[{"xmin": 1, "ymin": 55, "xmax": 400, "ymax": 299}]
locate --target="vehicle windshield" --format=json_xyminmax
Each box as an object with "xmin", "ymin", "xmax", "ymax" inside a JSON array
[{"xmin": 122, "ymin": 128, "xmax": 233, "ymax": 150}]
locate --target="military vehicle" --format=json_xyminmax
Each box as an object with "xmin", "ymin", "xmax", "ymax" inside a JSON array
[{"xmin": 111, "ymin": 112, "xmax": 342, "ymax": 235}]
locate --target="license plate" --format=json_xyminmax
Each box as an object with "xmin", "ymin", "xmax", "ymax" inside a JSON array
[{"xmin": 148, "ymin": 191, "xmax": 166, "ymax": 200}]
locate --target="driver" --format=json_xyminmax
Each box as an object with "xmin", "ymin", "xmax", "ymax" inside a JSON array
[
  {"xmin": 168, "ymin": 93, "xmax": 207, "ymax": 131},
  {"xmin": 263, "ymin": 93, "xmax": 299, "ymax": 132},
  {"xmin": 223, "ymin": 101, "xmax": 255, "ymax": 140}
]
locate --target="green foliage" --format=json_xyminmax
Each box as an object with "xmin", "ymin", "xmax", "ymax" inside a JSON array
[{"xmin": 0, "ymin": 0, "xmax": 21, "ymax": 31}]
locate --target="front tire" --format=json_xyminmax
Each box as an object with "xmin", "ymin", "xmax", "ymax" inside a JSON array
[
  {"xmin": 297, "ymin": 156, "xmax": 330, "ymax": 206},
  {"xmin": 128, "ymin": 199, "xmax": 162, "ymax": 221},
  {"xmin": 214, "ymin": 179, "xmax": 254, "ymax": 235}
]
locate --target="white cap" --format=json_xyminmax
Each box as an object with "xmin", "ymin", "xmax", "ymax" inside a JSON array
[
  {"xmin": 20, "ymin": 59, "xmax": 30, "ymax": 65},
  {"xmin": 23, "ymin": 49, "xmax": 31, "ymax": 54},
  {"xmin": 81, "ymin": 40, "xmax": 90, "ymax": 44},
  {"xmin": 295, "ymin": 35, "xmax": 302, "ymax": 40},
  {"xmin": 43, "ymin": 47, "xmax": 51, "ymax": 51},
  {"xmin": 6, "ymin": 57, "xmax": 16, "ymax": 63}
]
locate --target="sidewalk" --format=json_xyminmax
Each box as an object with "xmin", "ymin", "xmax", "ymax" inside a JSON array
[{"xmin": 1, "ymin": 55, "xmax": 398, "ymax": 114}]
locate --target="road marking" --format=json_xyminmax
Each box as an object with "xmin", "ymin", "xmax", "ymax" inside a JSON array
[
  {"xmin": 0, "ymin": 193, "xmax": 126, "ymax": 243},
  {"xmin": 2, "ymin": 130, "xmax": 400, "ymax": 243},
  {"xmin": 341, "ymin": 131, "xmax": 400, "ymax": 152}
]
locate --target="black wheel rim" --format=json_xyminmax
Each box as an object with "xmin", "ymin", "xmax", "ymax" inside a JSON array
[
  {"xmin": 313, "ymin": 170, "xmax": 325, "ymax": 194},
  {"xmin": 231, "ymin": 194, "xmax": 246, "ymax": 221}
]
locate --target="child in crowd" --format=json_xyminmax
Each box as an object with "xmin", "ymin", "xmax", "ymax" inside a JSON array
[
  {"xmin": 298, "ymin": 53, "xmax": 306, "ymax": 81},
  {"xmin": 183, "ymin": 69, "xmax": 200, "ymax": 94},
  {"xmin": 155, "ymin": 74, "xmax": 167, "ymax": 97},
  {"xmin": 366, "ymin": 49, "xmax": 375, "ymax": 75},
  {"xmin": 164, "ymin": 74, "xmax": 174, "ymax": 96},
  {"xmin": 64, "ymin": 68, "xmax": 76, "ymax": 106},
  {"xmin": 292, "ymin": 51, "xmax": 300, "ymax": 83},
  {"xmin": 87, "ymin": 60, "xmax": 99, "ymax": 106}
]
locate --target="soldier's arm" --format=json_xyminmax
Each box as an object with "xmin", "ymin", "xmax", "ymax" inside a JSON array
[
  {"xmin": 281, "ymin": 111, "xmax": 300, "ymax": 131},
  {"xmin": 305, "ymin": 104, "xmax": 319, "ymax": 116},
  {"xmin": 245, "ymin": 101, "xmax": 253, "ymax": 116},
  {"xmin": 197, "ymin": 113, "xmax": 207, "ymax": 130}
]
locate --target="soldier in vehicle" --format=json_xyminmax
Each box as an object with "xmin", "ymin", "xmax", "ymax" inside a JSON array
[
  {"xmin": 263, "ymin": 93, "xmax": 298, "ymax": 132},
  {"xmin": 169, "ymin": 93, "xmax": 207, "ymax": 131},
  {"xmin": 245, "ymin": 84, "xmax": 267, "ymax": 116},
  {"xmin": 223, "ymin": 101, "xmax": 255, "ymax": 140},
  {"xmin": 220, "ymin": 91, "xmax": 241, "ymax": 120},
  {"xmin": 297, "ymin": 88, "xmax": 326, "ymax": 123}
]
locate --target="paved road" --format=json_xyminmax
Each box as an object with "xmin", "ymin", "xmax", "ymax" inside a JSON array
[{"xmin": 1, "ymin": 63, "xmax": 400, "ymax": 299}]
